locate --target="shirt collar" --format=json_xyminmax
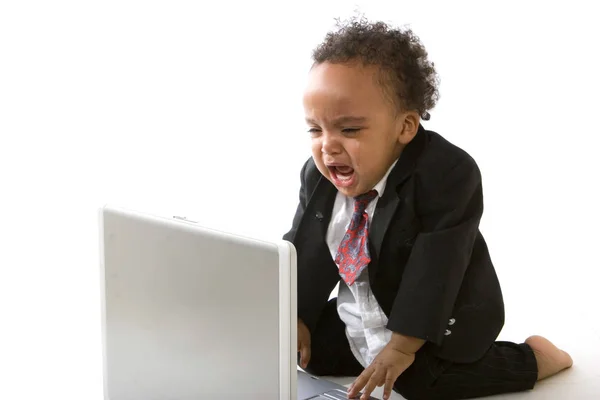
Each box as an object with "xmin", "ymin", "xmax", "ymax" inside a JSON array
[{"xmin": 372, "ymin": 158, "xmax": 399, "ymax": 198}]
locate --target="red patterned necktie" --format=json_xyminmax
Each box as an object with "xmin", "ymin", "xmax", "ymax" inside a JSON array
[{"xmin": 335, "ymin": 190, "xmax": 379, "ymax": 285}]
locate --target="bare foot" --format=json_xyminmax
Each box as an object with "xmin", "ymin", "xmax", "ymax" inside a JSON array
[{"xmin": 525, "ymin": 335, "xmax": 573, "ymax": 380}]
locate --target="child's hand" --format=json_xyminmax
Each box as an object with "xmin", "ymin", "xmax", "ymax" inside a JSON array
[
  {"xmin": 347, "ymin": 346, "xmax": 416, "ymax": 400},
  {"xmin": 298, "ymin": 318, "xmax": 311, "ymax": 369}
]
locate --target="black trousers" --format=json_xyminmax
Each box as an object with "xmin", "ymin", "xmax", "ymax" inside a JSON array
[{"xmin": 303, "ymin": 300, "xmax": 538, "ymax": 400}]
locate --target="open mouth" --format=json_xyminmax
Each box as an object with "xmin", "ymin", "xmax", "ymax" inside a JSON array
[{"xmin": 328, "ymin": 165, "xmax": 356, "ymax": 187}]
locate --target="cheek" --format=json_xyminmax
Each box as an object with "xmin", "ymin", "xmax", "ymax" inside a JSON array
[
  {"xmin": 310, "ymin": 142, "xmax": 329, "ymax": 176},
  {"xmin": 351, "ymin": 143, "xmax": 382, "ymax": 178},
  {"xmin": 310, "ymin": 140, "xmax": 321, "ymax": 156},
  {"xmin": 348, "ymin": 142, "xmax": 364, "ymax": 169},
  {"xmin": 313, "ymin": 159, "xmax": 330, "ymax": 178}
]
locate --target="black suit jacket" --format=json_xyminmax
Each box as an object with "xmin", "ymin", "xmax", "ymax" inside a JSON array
[{"xmin": 283, "ymin": 125, "xmax": 505, "ymax": 363}]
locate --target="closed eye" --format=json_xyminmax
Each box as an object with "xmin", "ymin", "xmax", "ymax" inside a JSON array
[
  {"xmin": 307, "ymin": 128, "xmax": 323, "ymax": 138},
  {"xmin": 341, "ymin": 128, "xmax": 361, "ymax": 135},
  {"xmin": 306, "ymin": 127, "xmax": 361, "ymax": 137}
]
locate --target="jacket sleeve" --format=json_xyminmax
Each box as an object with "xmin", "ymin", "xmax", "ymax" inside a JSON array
[{"xmin": 386, "ymin": 156, "xmax": 483, "ymax": 345}]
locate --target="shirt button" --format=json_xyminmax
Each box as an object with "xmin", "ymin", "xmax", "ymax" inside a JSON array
[{"xmin": 448, "ymin": 318, "xmax": 456, "ymax": 326}]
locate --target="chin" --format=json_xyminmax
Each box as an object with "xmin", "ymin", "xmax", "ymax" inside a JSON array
[{"xmin": 333, "ymin": 183, "xmax": 364, "ymax": 198}]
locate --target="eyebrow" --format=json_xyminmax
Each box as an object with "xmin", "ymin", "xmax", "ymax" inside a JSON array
[{"xmin": 305, "ymin": 116, "xmax": 368, "ymax": 125}]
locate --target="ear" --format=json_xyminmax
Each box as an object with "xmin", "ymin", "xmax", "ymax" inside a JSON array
[{"xmin": 396, "ymin": 111, "xmax": 421, "ymax": 145}]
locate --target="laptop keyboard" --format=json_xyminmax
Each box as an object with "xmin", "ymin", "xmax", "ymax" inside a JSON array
[
  {"xmin": 307, "ymin": 389, "xmax": 367, "ymax": 399},
  {"xmin": 308, "ymin": 394, "xmax": 346, "ymax": 400}
]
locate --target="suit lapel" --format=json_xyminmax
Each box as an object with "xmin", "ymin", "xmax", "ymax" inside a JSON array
[
  {"xmin": 299, "ymin": 175, "xmax": 338, "ymax": 243},
  {"xmin": 369, "ymin": 125, "xmax": 427, "ymax": 272}
]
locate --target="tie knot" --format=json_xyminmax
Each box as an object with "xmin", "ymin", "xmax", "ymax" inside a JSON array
[{"xmin": 353, "ymin": 189, "xmax": 378, "ymax": 213}]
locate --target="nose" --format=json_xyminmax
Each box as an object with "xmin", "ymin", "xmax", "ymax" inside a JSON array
[{"xmin": 320, "ymin": 130, "xmax": 341, "ymax": 155}]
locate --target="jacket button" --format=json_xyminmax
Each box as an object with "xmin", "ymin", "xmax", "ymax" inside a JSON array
[
  {"xmin": 448, "ymin": 318, "xmax": 455, "ymax": 326},
  {"xmin": 445, "ymin": 329, "xmax": 452, "ymax": 336}
]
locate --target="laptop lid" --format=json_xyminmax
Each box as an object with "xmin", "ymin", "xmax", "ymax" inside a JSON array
[{"xmin": 99, "ymin": 205, "xmax": 297, "ymax": 399}]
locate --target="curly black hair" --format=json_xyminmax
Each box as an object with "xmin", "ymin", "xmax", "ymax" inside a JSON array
[{"xmin": 312, "ymin": 16, "xmax": 439, "ymax": 120}]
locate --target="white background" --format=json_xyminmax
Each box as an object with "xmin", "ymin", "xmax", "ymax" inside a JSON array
[{"xmin": 1, "ymin": 1, "xmax": 599, "ymax": 399}]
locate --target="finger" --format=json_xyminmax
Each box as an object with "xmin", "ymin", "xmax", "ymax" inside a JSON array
[
  {"xmin": 300, "ymin": 343, "xmax": 311, "ymax": 369},
  {"xmin": 360, "ymin": 371, "xmax": 383, "ymax": 400},
  {"xmin": 382, "ymin": 371, "xmax": 396, "ymax": 400},
  {"xmin": 348, "ymin": 368, "xmax": 372, "ymax": 398},
  {"xmin": 377, "ymin": 371, "xmax": 386, "ymax": 387}
]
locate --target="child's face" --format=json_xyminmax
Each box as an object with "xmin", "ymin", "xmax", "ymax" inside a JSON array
[{"xmin": 303, "ymin": 62, "xmax": 418, "ymax": 198}]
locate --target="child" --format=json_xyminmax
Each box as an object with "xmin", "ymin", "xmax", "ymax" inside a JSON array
[{"xmin": 283, "ymin": 17, "xmax": 573, "ymax": 400}]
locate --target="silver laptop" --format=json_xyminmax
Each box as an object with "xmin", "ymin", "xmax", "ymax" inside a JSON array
[{"xmin": 99, "ymin": 205, "xmax": 378, "ymax": 400}]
